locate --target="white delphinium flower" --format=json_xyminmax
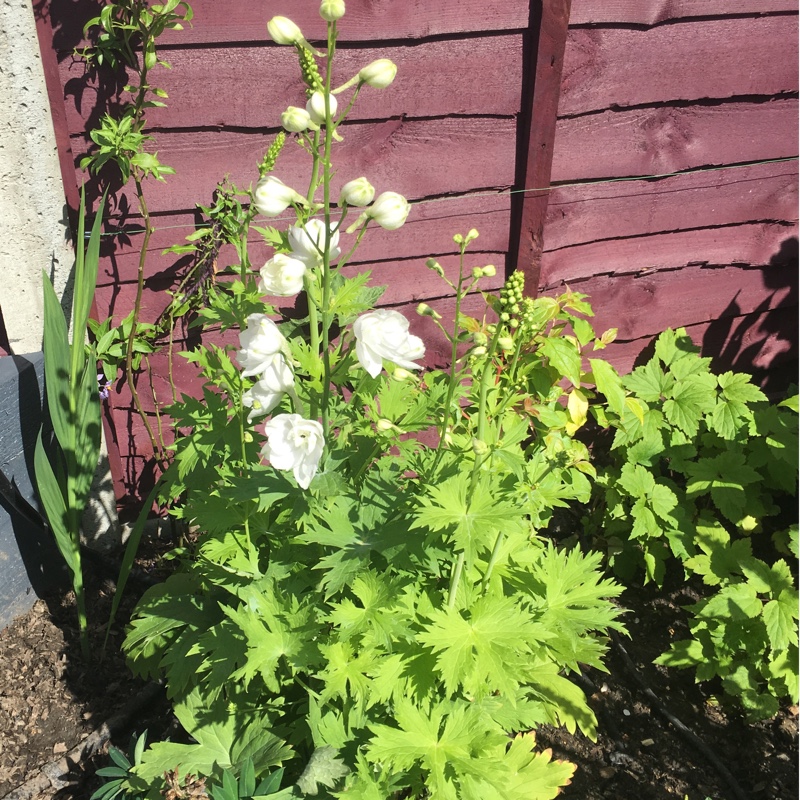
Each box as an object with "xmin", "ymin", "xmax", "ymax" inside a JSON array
[
  {"xmin": 242, "ymin": 358, "xmax": 295, "ymax": 422},
  {"xmin": 253, "ymin": 176, "xmax": 307, "ymax": 217},
  {"xmin": 236, "ymin": 313, "xmax": 287, "ymax": 377},
  {"xmin": 353, "ymin": 309, "xmax": 425, "ymax": 378},
  {"xmin": 368, "ymin": 191, "xmax": 410, "ymax": 230},
  {"xmin": 258, "ymin": 253, "xmax": 307, "ymax": 297},
  {"xmin": 281, "ymin": 106, "xmax": 312, "ymax": 133},
  {"xmin": 339, "ymin": 177, "xmax": 375, "ymax": 207},
  {"xmin": 359, "ymin": 59, "xmax": 397, "ymax": 89},
  {"xmin": 261, "ymin": 413, "xmax": 325, "ymax": 490},
  {"xmin": 288, "ymin": 218, "xmax": 341, "ymax": 268}
]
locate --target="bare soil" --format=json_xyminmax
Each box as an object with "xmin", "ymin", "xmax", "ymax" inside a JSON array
[{"xmin": 0, "ymin": 553, "xmax": 797, "ymax": 800}]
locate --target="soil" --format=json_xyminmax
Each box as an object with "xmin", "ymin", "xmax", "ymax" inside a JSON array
[{"xmin": 0, "ymin": 548, "xmax": 797, "ymax": 800}]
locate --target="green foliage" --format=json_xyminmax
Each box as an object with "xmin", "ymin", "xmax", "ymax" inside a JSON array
[
  {"xmin": 586, "ymin": 328, "xmax": 798, "ymax": 719},
  {"xmin": 34, "ymin": 189, "xmax": 106, "ymax": 659}
]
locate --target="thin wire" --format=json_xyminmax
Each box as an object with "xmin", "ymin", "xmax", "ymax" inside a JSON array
[{"xmin": 87, "ymin": 154, "xmax": 799, "ymax": 239}]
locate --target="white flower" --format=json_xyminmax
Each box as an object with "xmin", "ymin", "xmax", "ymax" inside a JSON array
[
  {"xmin": 253, "ymin": 176, "xmax": 307, "ymax": 217},
  {"xmin": 281, "ymin": 106, "xmax": 312, "ymax": 132},
  {"xmin": 267, "ymin": 16, "xmax": 303, "ymax": 45},
  {"xmin": 242, "ymin": 357, "xmax": 294, "ymax": 422},
  {"xmin": 259, "ymin": 253, "xmax": 307, "ymax": 297},
  {"xmin": 236, "ymin": 313, "xmax": 287, "ymax": 377},
  {"xmin": 340, "ymin": 177, "xmax": 375, "ymax": 207},
  {"xmin": 261, "ymin": 413, "xmax": 325, "ymax": 490},
  {"xmin": 288, "ymin": 218, "xmax": 341, "ymax": 268},
  {"xmin": 306, "ymin": 90, "xmax": 338, "ymax": 126},
  {"xmin": 353, "ymin": 309, "xmax": 425, "ymax": 378},
  {"xmin": 359, "ymin": 59, "xmax": 397, "ymax": 89},
  {"xmin": 320, "ymin": 0, "xmax": 345, "ymax": 21},
  {"xmin": 368, "ymin": 191, "xmax": 410, "ymax": 230}
]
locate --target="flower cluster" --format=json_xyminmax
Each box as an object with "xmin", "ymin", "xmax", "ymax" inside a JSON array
[{"xmin": 233, "ymin": 5, "xmax": 426, "ymax": 491}]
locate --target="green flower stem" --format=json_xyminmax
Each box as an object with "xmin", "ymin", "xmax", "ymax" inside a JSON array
[
  {"xmin": 447, "ymin": 551, "xmax": 465, "ymax": 609},
  {"xmin": 307, "ymin": 128, "xmax": 322, "ymax": 205},
  {"xmin": 335, "ymin": 219, "xmax": 368, "ymax": 272},
  {"xmin": 319, "ymin": 21, "xmax": 338, "ymax": 440}
]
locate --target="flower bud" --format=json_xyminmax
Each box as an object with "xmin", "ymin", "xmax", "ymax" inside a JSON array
[
  {"xmin": 498, "ymin": 336, "xmax": 514, "ymax": 351},
  {"xmin": 483, "ymin": 264, "xmax": 496, "ymax": 277},
  {"xmin": 426, "ymin": 258, "xmax": 445, "ymax": 278},
  {"xmin": 320, "ymin": 0, "xmax": 345, "ymax": 21},
  {"xmin": 472, "ymin": 438, "xmax": 489, "ymax": 456},
  {"xmin": 376, "ymin": 418, "xmax": 394, "ymax": 432},
  {"xmin": 471, "ymin": 266, "xmax": 483, "ymax": 279},
  {"xmin": 281, "ymin": 106, "xmax": 311, "ymax": 132},
  {"xmin": 471, "ymin": 346, "xmax": 487, "ymax": 357},
  {"xmin": 465, "ymin": 228, "xmax": 479, "ymax": 244},
  {"xmin": 340, "ymin": 176, "xmax": 375, "ymax": 207},
  {"xmin": 368, "ymin": 191, "xmax": 410, "ymax": 230},
  {"xmin": 253, "ymin": 175, "xmax": 307, "ymax": 217},
  {"xmin": 267, "ymin": 16, "xmax": 303, "ymax": 45},
  {"xmin": 416, "ymin": 303, "xmax": 441, "ymax": 319},
  {"xmin": 472, "ymin": 332, "xmax": 488, "ymax": 346},
  {"xmin": 392, "ymin": 367, "xmax": 414, "ymax": 381},
  {"xmin": 358, "ymin": 58, "xmax": 397, "ymax": 89},
  {"xmin": 306, "ymin": 90, "xmax": 338, "ymax": 126}
]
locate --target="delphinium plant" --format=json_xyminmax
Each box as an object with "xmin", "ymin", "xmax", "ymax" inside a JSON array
[{"xmin": 112, "ymin": 2, "xmax": 626, "ymax": 797}]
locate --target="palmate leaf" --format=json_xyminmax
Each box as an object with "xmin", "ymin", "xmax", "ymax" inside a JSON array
[
  {"xmin": 412, "ymin": 472, "xmax": 521, "ymax": 563},
  {"xmin": 685, "ymin": 451, "xmax": 761, "ymax": 522},
  {"xmin": 418, "ymin": 596, "xmax": 546, "ymax": 698},
  {"xmin": 296, "ymin": 746, "xmax": 349, "ymax": 796},
  {"xmin": 623, "ymin": 357, "xmax": 672, "ymax": 403},
  {"xmin": 662, "ymin": 372, "xmax": 717, "ymax": 436}
]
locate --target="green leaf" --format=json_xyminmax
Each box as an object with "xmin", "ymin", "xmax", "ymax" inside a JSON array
[
  {"xmin": 541, "ymin": 337, "xmax": 581, "ymax": 388},
  {"xmin": 590, "ymin": 358, "xmax": 625, "ymax": 416},
  {"xmin": 662, "ymin": 373, "xmax": 717, "ymax": 436},
  {"xmin": 763, "ymin": 590, "xmax": 799, "ymax": 651},
  {"xmin": 624, "ymin": 358, "xmax": 671, "ymax": 403},
  {"xmin": 41, "ymin": 271, "xmax": 71, "ymax": 448},
  {"xmin": 296, "ymin": 746, "xmax": 349, "ymax": 796}
]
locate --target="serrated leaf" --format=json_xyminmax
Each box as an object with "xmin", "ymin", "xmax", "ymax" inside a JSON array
[
  {"xmin": 590, "ymin": 358, "xmax": 625, "ymax": 416},
  {"xmin": 762, "ymin": 593, "xmax": 798, "ymax": 651},
  {"xmin": 296, "ymin": 746, "xmax": 349, "ymax": 796}
]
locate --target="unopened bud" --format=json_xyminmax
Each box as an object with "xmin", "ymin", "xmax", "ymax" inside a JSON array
[
  {"xmin": 376, "ymin": 418, "xmax": 394, "ymax": 432},
  {"xmin": 471, "ymin": 346, "xmax": 487, "ymax": 357},
  {"xmin": 498, "ymin": 336, "xmax": 514, "ymax": 351},
  {"xmin": 392, "ymin": 367, "xmax": 413, "ymax": 381},
  {"xmin": 472, "ymin": 332, "xmax": 488, "ymax": 346},
  {"xmin": 267, "ymin": 16, "xmax": 303, "ymax": 45},
  {"xmin": 482, "ymin": 264, "xmax": 496, "ymax": 277},
  {"xmin": 417, "ymin": 303, "xmax": 441, "ymax": 319},
  {"xmin": 359, "ymin": 58, "xmax": 397, "ymax": 89},
  {"xmin": 426, "ymin": 258, "xmax": 445, "ymax": 277},
  {"xmin": 319, "ymin": 0, "xmax": 345, "ymax": 21},
  {"xmin": 471, "ymin": 266, "xmax": 483, "ymax": 279},
  {"xmin": 339, "ymin": 176, "xmax": 375, "ymax": 207},
  {"xmin": 472, "ymin": 438, "xmax": 489, "ymax": 456},
  {"xmin": 281, "ymin": 106, "xmax": 311, "ymax": 132},
  {"xmin": 464, "ymin": 228, "xmax": 479, "ymax": 244}
]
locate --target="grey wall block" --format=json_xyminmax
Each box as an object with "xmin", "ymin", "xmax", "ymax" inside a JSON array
[{"xmin": 0, "ymin": 353, "xmax": 66, "ymax": 628}]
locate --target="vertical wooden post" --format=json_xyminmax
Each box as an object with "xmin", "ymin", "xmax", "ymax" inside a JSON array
[{"xmin": 510, "ymin": 0, "xmax": 571, "ymax": 294}]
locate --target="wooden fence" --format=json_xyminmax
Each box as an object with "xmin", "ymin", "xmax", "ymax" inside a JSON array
[{"xmin": 33, "ymin": 0, "xmax": 799, "ymax": 503}]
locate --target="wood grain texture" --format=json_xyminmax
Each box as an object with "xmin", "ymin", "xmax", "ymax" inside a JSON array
[
  {"xmin": 540, "ymin": 221, "xmax": 797, "ymax": 286},
  {"xmin": 551, "ymin": 99, "xmax": 799, "ymax": 183},
  {"xmin": 541, "ymin": 262, "xmax": 796, "ymax": 342},
  {"xmin": 92, "ymin": 193, "xmax": 512, "ymax": 292},
  {"xmin": 71, "ymin": 116, "xmax": 518, "ymax": 215},
  {"xmin": 44, "ymin": 0, "xmax": 531, "ymax": 52},
  {"xmin": 512, "ymin": 0, "xmax": 571, "ymax": 291},
  {"xmin": 569, "ymin": 1, "xmax": 798, "ymax": 26},
  {"xmin": 60, "ymin": 35, "xmax": 524, "ymax": 133},
  {"xmin": 542, "ymin": 161, "xmax": 799, "ymax": 251},
  {"xmin": 560, "ymin": 16, "xmax": 799, "ymax": 116}
]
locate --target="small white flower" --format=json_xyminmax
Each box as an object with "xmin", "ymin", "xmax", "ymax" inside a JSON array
[
  {"xmin": 288, "ymin": 218, "xmax": 341, "ymax": 268},
  {"xmin": 353, "ymin": 309, "xmax": 425, "ymax": 378},
  {"xmin": 267, "ymin": 16, "xmax": 303, "ymax": 45},
  {"xmin": 259, "ymin": 253, "xmax": 307, "ymax": 297},
  {"xmin": 320, "ymin": 0, "xmax": 345, "ymax": 21},
  {"xmin": 242, "ymin": 357, "xmax": 294, "ymax": 422},
  {"xmin": 253, "ymin": 176, "xmax": 307, "ymax": 217},
  {"xmin": 368, "ymin": 191, "xmax": 410, "ymax": 230},
  {"xmin": 359, "ymin": 59, "xmax": 397, "ymax": 89},
  {"xmin": 339, "ymin": 177, "xmax": 375, "ymax": 207},
  {"xmin": 236, "ymin": 313, "xmax": 287, "ymax": 378},
  {"xmin": 261, "ymin": 413, "xmax": 325, "ymax": 490},
  {"xmin": 281, "ymin": 106, "xmax": 312, "ymax": 133},
  {"xmin": 306, "ymin": 90, "xmax": 338, "ymax": 126}
]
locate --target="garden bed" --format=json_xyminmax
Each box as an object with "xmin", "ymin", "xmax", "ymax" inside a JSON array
[{"xmin": 1, "ymin": 556, "xmax": 796, "ymax": 800}]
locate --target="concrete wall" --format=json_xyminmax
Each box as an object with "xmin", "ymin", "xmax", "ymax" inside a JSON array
[{"xmin": 0, "ymin": 0, "xmax": 75, "ymax": 354}]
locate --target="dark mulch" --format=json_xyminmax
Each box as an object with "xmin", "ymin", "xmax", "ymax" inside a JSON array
[{"xmin": 0, "ymin": 549, "xmax": 797, "ymax": 799}]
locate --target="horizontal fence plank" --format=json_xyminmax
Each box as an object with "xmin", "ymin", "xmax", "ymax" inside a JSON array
[
  {"xmin": 71, "ymin": 116, "xmax": 518, "ymax": 215},
  {"xmin": 601, "ymin": 306, "xmax": 797, "ymax": 394},
  {"xmin": 47, "ymin": 0, "xmax": 531, "ymax": 51},
  {"xmin": 568, "ymin": 0, "xmax": 798, "ymax": 26},
  {"xmin": 542, "ymin": 161, "xmax": 799, "ymax": 251},
  {"xmin": 551, "ymin": 98, "xmax": 798, "ymax": 183},
  {"xmin": 540, "ymin": 221, "xmax": 797, "ymax": 286},
  {"xmin": 93, "ymin": 192, "xmax": 511, "ymax": 289},
  {"xmin": 560, "ymin": 16, "xmax": 798, "ymax": 116},
  {"xmin": 61, "ymin": 35, "xmax": 524, "ymax": 133},
  {"xmin": 541, "ymin": 263, "xmax": 795, "ymax": 342}
]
